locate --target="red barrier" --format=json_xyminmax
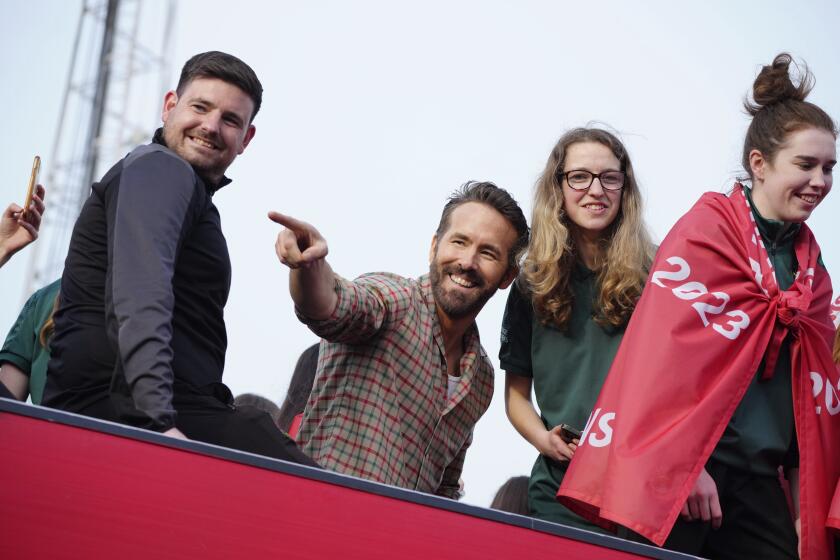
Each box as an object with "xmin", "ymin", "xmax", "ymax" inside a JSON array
[{"xmin": 0, "ymin": 400, "xmax": 693, "ymax": 559}]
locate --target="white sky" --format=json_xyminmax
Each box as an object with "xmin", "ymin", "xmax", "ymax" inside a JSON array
[{"xmin": 2, "ymin": 0, "xmax": 839, "ymax": 508}]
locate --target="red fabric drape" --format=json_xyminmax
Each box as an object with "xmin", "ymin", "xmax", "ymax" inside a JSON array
[{"xmin": 558, "ymin": 185, "xmax": 839, "ymax": 559}]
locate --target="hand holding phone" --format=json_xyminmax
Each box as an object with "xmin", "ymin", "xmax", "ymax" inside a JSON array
[
  {"xmin": 23, "ymin": 156, "xmax": 41, "ymax": 218},
  {"xmin": 1, "ymin": 156, "xmax": 44, "ymax": 267},
  {"xmin": 559, "ymin": 423, "xmax": 582, "ymax": 444}
]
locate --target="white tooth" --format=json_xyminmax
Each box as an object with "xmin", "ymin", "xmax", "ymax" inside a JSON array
[{"xmin": 450, "ymin": 274, "xmax": 474, "ymax": 287}]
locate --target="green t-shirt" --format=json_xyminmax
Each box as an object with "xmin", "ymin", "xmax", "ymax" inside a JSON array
[
  {"xmin": 0, "ymin": 279, "xmax": 61, "ymax": 404},
  {"xmin": 500, "ymin": 264, "xmax": 624, "ymax": 529},
  {"xmin": 712, "ymin": 187, "xmax": 802, "ymax": 476}
]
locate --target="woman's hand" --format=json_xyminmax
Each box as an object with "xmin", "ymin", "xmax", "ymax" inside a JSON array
[
  {"xmin": 680, "ymin": 467, "xmax": 722, "ymax": 528},
  {"xmin": 537, "ymin": 424, "xmax": 577, "ymax": 463}
]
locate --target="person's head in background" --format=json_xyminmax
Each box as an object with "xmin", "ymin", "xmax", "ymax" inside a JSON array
[
  {"xmin": 277, "ymin": 343, "xmax": 320, "ymax": 437},
  {"xmin": 234, "ymin": 392, "xmax": 281, "ymax": 428},
  {"xmin": 489, "ymin": 475, "xmax": 529, "ymax": 516}
]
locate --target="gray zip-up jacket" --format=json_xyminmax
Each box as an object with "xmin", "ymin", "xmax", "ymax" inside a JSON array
[{"xmin": 45, "ymin": 129, "xmax": 232, "ymax": 431}]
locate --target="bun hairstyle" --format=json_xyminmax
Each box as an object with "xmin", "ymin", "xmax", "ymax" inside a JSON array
[{"xmin": 741, "ymin": 53, "xmax": 836, "ymax": 179}]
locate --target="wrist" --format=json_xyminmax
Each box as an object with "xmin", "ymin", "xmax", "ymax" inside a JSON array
[
  {"xmin": 291, "ymin": 263, "xmax": 337, "ymax": 320},
  {"xmin": 533, "ymin": 429, "xmax": 550, "ymax": 456}
]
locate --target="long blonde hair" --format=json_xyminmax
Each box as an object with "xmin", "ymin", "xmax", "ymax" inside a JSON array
[
  {"xmin": 38, "ymin": 295, "xmax": 59, "ymax": 348},
  {"xmin": 523, "ymin": 128, "xmax": 655, "ymax": 330}
]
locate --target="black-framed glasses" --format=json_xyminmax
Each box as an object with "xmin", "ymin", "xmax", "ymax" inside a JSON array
[{"xmin": 559, "ymin": 169, "xmax": 625, "ymax": 191}]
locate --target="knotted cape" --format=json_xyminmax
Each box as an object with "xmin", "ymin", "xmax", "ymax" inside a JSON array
[{"xmin": 558, "ymin": 185, "xmax": 839, "ymax": 559}]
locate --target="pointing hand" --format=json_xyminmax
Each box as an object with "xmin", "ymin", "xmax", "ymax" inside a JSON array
[{"xmin": 268, "ymin": 211, "xmax": 328, "ymax": 269}]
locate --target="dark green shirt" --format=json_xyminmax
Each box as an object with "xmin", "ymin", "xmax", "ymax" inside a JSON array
[
  {"xmin": 712, "ymin": 188, "xmax": 800, "ymax": 475},
  {"xmin": 0, "ymin": 279, "xmax": 61, "ymax": 404},
  {"xmin": 500, "ymin": 264, "xmax": 624, "ymax": 529}
]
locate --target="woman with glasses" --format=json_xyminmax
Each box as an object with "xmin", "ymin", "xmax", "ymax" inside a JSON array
[
  {"xmin": 500, "ymin": 127, "xmax": 655, "ymax": 530},
  {"xmin": 558, "ymin": 54, "xmax": 838, "ymax": 559}
]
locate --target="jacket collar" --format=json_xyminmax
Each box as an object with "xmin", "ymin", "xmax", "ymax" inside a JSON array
[
  {"xmin": 743, "ymin": 185, "xmax": 799, "ymax": 247},
  {"xmin": 152, "ymin": 128, "xmax": 232, "ymax": 193}
]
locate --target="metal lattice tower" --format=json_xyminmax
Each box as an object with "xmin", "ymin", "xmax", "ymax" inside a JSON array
[{"xmin": 25, "ymin": 0, "xmax": 176, "ymax": 290}]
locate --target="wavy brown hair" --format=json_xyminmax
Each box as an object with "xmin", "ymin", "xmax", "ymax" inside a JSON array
[
  {"xmin": 833, "ymin": 327, "xmax": 840, "ymax": 365},
  {"xmin": 523, "ymin": 128, "xmax": 655, "ymax": 330}
]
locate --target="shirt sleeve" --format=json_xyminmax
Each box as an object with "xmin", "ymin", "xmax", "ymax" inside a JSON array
[
  {"xmin": 436, "ymin": 431, "xmax": 472, "ymax": 499},
  {"xmin": 499, "ymin": 279, "xmax": 533, "ymax": 376},
  {"xmin": 297, "ymin": 273, "xmax": 412, "ymax": 345},
  {"xmin": 105, "ymin": 149, "xmax": 198, "ymax": 431},
  {"xmin": 0, "ymin": 291, "xmax": 40, "ymax": 375}
]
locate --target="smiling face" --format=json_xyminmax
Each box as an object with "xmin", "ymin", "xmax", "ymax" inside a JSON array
[
  {"xmin": 561, "ymin": 141, "xmax": 623, "ymax": 241},
  {"xmin": 749, "ymin": 127, "xmax": 836, "ymax": 223},
  {"xmin": 429, "ymin": 202, "xmax": 518, "ymax": 321},
  {"xmin": 161, "ymin": 77, "xmax": 256, "ymax": 185}
]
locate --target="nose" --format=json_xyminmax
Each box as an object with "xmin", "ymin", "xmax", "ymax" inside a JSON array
[
  {"xmin": 810, "ymin": 168, "xmax": 829, "ymax": 188},
  {"xmin": 457, "ymin": 248, "xmax": 479, "ymax": 270},
  {"xmin": 200, "ymin": 111, "xmax": 222, "ymax": 134},
  {"xmin": 587, "ymin": 176, "xmax": 606, "ymax": 196}
]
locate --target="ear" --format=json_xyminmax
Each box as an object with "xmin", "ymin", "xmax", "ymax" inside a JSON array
[
  {"xmin": 238, "ymin": 124, "xmax": 256, "ymax": 154},
  {"xmin": 429, "ymin": 234, "xmax": 438, "ymax": 264},
  {"xmin": 161, "ymin": 90, "xmax": 178, "ymax": 122},
  {"xmin": 748, "ymin": 149, "xmax": 766, "ymax": 182},
  {"xmin": 499, "ymin": 266, "xmax": 518, "ymax": 290}
]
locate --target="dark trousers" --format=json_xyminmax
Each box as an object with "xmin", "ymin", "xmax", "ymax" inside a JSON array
[
  {"xmin": 175, "ymin": 399, "xmax": 319, "ymax": 468},
  {"xmin": 80, "ymin": 386, "xmax": 320, "ymax": 469},
  {"xmin": 661, "ymin": 460, "xmax": 797, "ymax": 560},
  {"xmin": 0, "ymin": 380, "xmax": 16, "ymax": 399}
]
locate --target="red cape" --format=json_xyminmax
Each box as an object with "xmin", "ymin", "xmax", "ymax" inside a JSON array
[
  {"xmin": 830, "ymin": 294, "xmax": 840, "ymax": 328},
  {"xmin": 828, "ymin": 294, "xmax": 840, "ymax": 533},
  {"xmin": 558, "ymin": 185, "xmax": 839, "ymax": 559}
]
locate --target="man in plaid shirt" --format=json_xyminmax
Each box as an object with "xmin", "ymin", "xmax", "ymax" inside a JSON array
[{"xmin": 269, "ymin": 182, "xmax": 528, "ymax": 498}]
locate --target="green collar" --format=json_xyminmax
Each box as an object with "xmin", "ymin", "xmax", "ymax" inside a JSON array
[
  {"xmin": 743, "ymin": 186, "xmax": 800, "ymax": 247},
  {"xmin": 572, "ymin": 259, "xmax": 596, "ymax": 281}
]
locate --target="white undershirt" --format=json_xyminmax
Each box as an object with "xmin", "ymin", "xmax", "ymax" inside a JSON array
[{"xmin": 447, "ymin": 374, "xmax": 460, "ymax": 400}]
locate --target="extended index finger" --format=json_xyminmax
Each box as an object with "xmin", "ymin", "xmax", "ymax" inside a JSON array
[{"xmin": 267, "ymin": 211, "xmax": 308, "ymax": 232}]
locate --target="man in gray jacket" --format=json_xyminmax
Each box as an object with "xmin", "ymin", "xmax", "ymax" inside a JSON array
[{"xmin": 44, "ymin": 51, "xmax": 316, "ymax": 466}]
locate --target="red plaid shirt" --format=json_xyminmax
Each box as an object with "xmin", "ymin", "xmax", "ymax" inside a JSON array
[{"xmin": 296, "ymin": 273, "xmax": 494, "ymax": 498}]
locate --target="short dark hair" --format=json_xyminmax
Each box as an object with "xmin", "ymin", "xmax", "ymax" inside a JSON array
[
  {"xmin": 233, "ymin": 393, "xmax": 281, "ymax": 426},
  {"xmin": 436, "ymin": 181, "xmax": 529, "ymax": 270},
  {"xmin": 489, "ymin": 476, "xmax": 529, "ymax": 515},
  {"xmin": 276, "ymin": 343, "xmax": 320, "ymax": 433},
  {"xmin": 176, "ymin": 51, "xmax": 263, "ymax": 122}
]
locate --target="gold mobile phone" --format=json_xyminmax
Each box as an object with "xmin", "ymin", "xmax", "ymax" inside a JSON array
[{"xmin": 23, "ymin": 155, "xmax": 41, "ymax": 218}]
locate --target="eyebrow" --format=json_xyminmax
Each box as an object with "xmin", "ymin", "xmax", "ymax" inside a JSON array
[
  {"xmin": 450, "ymin": 232, "xmax": 503, "ymax": 256},
  {"xmin": 189, "ymin": 96, "xmax": 245, "ymax": 126},
  {"xmin": 794, "ymin": 155, "xmax": 837, "ymax": 165},
  {"xmin": 480, "ymin": 243, "xmax": 503, "ymax": 258},
  {"xmin": 190, "ymin": 96, "xmax": 214, "ymax": 107},
  {"xmin": 565, "ymin": 167, "xmax": 623, "ymax": 173}
]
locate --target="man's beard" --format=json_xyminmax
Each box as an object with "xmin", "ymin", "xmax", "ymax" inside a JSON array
[
  {"xmin": 429, "ymin": 261, "xmax": 497, "ymax": 320},
  {"xmin": 163, "ymin": 126, "xmax": 225, "ymax": 184}
]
